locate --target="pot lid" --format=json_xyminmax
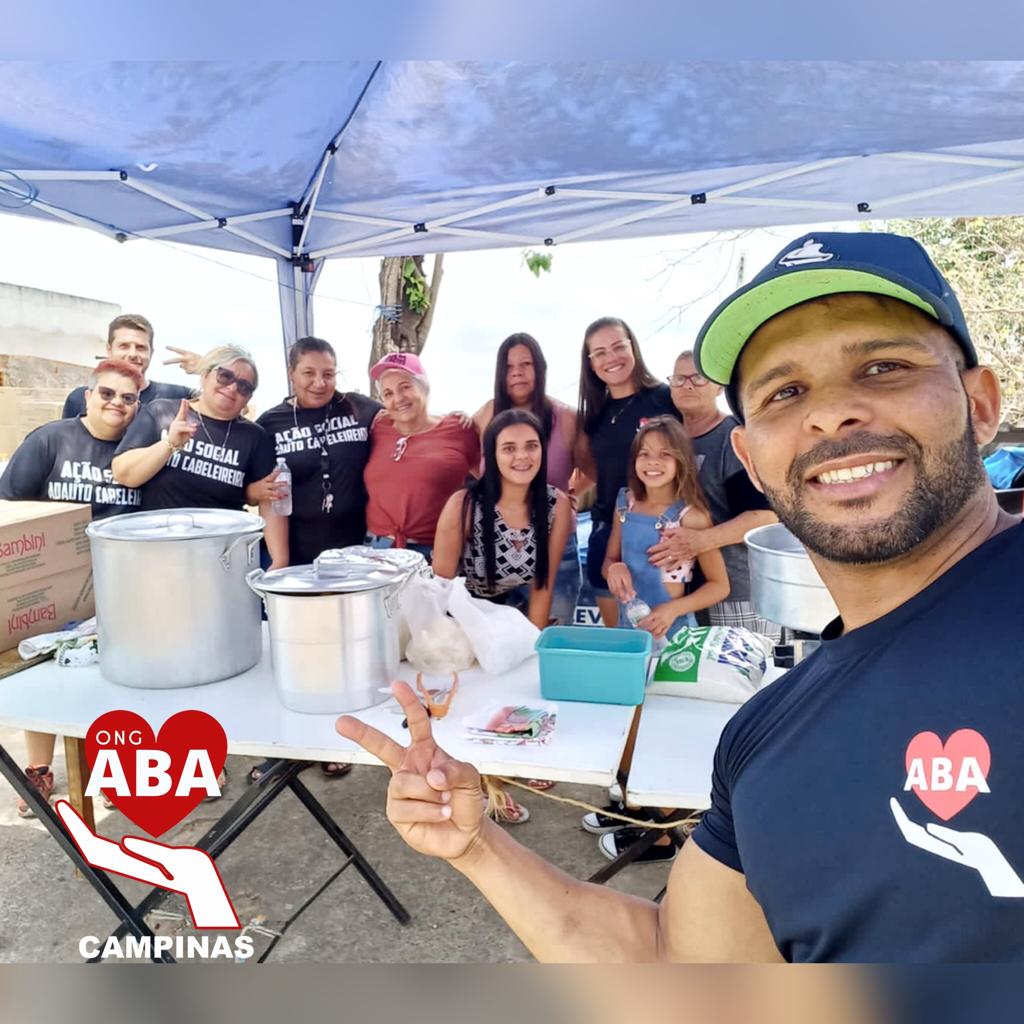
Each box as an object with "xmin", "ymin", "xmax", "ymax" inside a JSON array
[
  {"xmin": 335, "ymin": 545, "xmax": 427, "ymax": 573},
  {"xmin": 86, "ymin": 507, "xmax": 264, "ymax": 541},
  {"xmin": 250, "ymin": 549, "xmax": 409, "ymax": 594}
]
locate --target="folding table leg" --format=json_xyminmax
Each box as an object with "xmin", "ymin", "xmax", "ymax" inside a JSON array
[
  {"xmin": 63, "ymin": 736, "xmax": 94, "ymax": 832},
  {"xmin": 0, "ymin": 741, "xmax": 173, "ymax": 963},
  {"xmin": 287, "ymin": 772, "xmax": 411, "ymax": 925}
]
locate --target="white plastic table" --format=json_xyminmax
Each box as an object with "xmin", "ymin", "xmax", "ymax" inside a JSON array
[
  {"xmin": 625, "ymin": 666, "xmax": 789, "ymax": 811},
  {"xmin": 0, "ymin": 626, "xmax": 637, "ymax": 787}
]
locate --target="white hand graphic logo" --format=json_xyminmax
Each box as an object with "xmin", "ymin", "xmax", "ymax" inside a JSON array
[
  {"xmin": 57, "ymin": 800, "xmax": 240, "ymax": 928},
  {"xmin": 890, "ymin": 797, "xmax": 1024, "ymax": 899}
]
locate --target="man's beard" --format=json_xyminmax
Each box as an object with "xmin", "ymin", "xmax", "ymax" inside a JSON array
[{"xmin": 760, "ymin": 422, "xmax": 985, "ymax": 565}]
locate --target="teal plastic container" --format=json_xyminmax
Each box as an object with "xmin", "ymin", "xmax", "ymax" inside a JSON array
[{"xmin": 535, "ymin": 626, "xmax": 652, "ymax": 705}]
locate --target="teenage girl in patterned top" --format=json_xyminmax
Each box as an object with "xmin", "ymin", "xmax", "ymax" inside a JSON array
[{"xmin": 433, "ymin": 409, "xmax": 574, "ymax": 825}]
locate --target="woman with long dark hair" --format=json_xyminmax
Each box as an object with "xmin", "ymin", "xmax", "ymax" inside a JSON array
[
  {"xmin": 473, "ymin": 333, "xmax": 583, "ymax": 622},
  {"xmin": 576, "ymin": 317, "xmax": 680, "ymax": 627},
  {"xmin": 433, "ymin": 409, "xmax": 573, "ymax": 825}
]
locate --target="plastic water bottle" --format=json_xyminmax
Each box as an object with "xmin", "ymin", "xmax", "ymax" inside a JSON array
[
  {"xmin": 623, "ymin": 596, "xmax": 652, "ymax": 628},
  {"xmin": 271, "ymin": 457, "xmax": 292, "ymax": 516}
]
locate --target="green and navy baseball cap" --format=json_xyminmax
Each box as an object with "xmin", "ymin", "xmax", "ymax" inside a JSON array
[{"xmin": 693, "ymin": 231, "xmax": 977, "ymax": 418}]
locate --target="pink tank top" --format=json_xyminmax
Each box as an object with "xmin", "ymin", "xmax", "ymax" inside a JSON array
[{"xmin": 546, "ymin": 402, "xmax": 574, "ymax": 492}]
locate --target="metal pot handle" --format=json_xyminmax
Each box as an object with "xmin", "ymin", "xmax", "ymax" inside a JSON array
[
  {"xmin": 221, "ymin": 535, "xmax": 261, "ymax": 571},
  {"xmin": 245, "ymin": 567, "xmax": 266, "ymax": 593},
  {"xmin": 165, "ymin": 512, "xmax": 196, "ymax": 533}
]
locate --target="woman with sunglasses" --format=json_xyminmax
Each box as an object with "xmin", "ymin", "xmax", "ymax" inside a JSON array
[
  {"xmin": 0, "ymin": 359, "xmax": 144, "ymax": 520},
  {"xmin": 363, "ymin": 352, "xmax": 480, "ymax": 561},
  {"xmin": 112, "ymin": 345, "xmax": 286, "ymax": 566},
  {"xmin": 576, "ymin": 317, "xmax": 680, "ymax": 627},
  {"xmin": 253, "ymin": 336, "xmax": 382, "ymax": 567},
  {"xmin": 0, "ymin": 359, "xmax": 144, "ymax": 820}
]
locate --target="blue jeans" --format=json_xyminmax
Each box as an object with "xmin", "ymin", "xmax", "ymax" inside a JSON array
[{"xmin": 364, "ymin": 532, "xmax": 434, "ymax": 565}]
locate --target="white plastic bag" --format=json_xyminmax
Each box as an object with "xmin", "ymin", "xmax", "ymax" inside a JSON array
[
  {"xmin": 402, "ymin": 574, "xmax": 476, "ymax": 674},
  {"xmin": 447, "ymin": 577, "xmax": 540, "ymax": 676}
]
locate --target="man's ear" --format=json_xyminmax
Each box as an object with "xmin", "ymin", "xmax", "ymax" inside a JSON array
[
  {"xmin": 962, "ymin": 366, "xmax": 1002, "ymax": 445},
  {"xmin": 730, "ymin": 425, "xmax": 765, "ymax": 494}
]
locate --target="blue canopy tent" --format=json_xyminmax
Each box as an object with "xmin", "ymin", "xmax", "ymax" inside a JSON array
[{"xmin": 3, "ymin": 61, "xmax": 1024, "ymax": 351}]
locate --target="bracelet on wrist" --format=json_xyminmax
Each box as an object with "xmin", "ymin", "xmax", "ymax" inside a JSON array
[{"xmin": 164, "ymin": 437, "xmax": 182, "ymax": 453}]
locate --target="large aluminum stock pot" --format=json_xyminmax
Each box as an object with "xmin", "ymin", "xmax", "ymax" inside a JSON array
[
  {"xmin": 246, "ymin": 548, "xmax": 421, "ymax": 714},
  {"xmin": 744, "ymin": 523, "xmax": 839, "ymax": 635},
  {"xmin": 87, "ymin": 509, "xmax": 264, "ymax": 687}
]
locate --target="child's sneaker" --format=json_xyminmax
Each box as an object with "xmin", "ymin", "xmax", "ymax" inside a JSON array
[
  {"xmin": 16, "ymin": 765, "xmax": 55, "ymax": 819},
  {"xmin": 598, "ymin": 827, "xmax": 678, "ymax": 863}
]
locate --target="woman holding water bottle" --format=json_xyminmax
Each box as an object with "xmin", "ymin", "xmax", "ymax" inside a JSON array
[{"xmin": 254, "ymin": 337, "xmax": 382, "ymax": 566}]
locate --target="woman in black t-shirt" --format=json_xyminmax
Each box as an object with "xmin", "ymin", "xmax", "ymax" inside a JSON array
[
  {"xmin": 253, "ymin": 336, "xmax": 381, "ymax": 567},
  {"xmin": 575, "ymin": 316, "xmax": 679, "ymax": 627},
  {"xmin": 112, "ymin": 345, "xmax": 285, "ymax": 565}
]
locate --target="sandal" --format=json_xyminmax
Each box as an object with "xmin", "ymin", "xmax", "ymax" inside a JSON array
[
  {"xmin": 320, "ymin": 762, "xmax": 352, "ymax": 778},
  {"xmin": 491, "ymin": 798, "xmax": 530, "ymax": 825},
  {"xmin": 525, "ymin": 778, "xmax": 556, "ymax": 791}
]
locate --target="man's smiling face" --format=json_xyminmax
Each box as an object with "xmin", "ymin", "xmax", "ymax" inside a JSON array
[{"xmin": 731, "ymin": 294, "xmax": 992, "ymax": 564}]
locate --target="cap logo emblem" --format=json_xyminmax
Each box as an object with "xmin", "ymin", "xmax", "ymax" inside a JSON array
[{"xmin": 777, "ymin": 239, "xmax": 835, "ymax": 267}]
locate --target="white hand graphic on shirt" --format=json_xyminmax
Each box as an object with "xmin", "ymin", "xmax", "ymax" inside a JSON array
[{"xmin": 890, "ymin": 797, "xmax": 1024, "ymax": 899}]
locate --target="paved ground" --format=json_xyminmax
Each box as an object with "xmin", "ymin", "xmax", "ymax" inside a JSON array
[{"xmin": 0, "ymin": 726, "xmax": 675, "ymax": 963}]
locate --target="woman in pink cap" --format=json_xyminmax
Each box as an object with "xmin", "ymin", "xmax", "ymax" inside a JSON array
[{"xmin": 363, "ymin": 352, "xmax": 480, "ymax": 560}]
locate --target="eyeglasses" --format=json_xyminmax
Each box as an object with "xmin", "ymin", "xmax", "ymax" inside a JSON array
[
  {"xmin": 667, "ymin": 373, "xmax": 709, "ymax": 388},
  {"xmin": 95, "ymin": 387, "xmax": 139, "ymax": 406},
  {"xmin": 588, "ymin": 340, "xmax": 632, "ymax": 364},
  {"xmin": 214, "ymin": 366, "xmax": 256, "ymax": 399}
]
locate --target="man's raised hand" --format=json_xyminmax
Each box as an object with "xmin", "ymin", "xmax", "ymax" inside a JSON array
[
  {"xmin": 336, "ymin": 681, "xmax": 485, "ymax": 862},
  {"xmin": 163, "ymin": 346, "xmax": 202, "ymax": 375}
]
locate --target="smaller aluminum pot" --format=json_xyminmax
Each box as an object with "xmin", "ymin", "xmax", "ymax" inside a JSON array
[
  {"xmin": 247, "ymin": 549, "xmax": 414, "ymax": 714},
  {"xmin": 745, "ymin": 523, "xmax": 839, "ymax": 635}
]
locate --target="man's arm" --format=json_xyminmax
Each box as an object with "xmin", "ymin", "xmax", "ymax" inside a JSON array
[
  {"xmin": 650, "ymin": 508, "xmax": 778, "ymax": 567},
  {"xmin": 336, "ymin": 681, "xmax": 781, "ymax": 963},
  {"xmin": 453, "ymin": 817, "xmax": 780, "ymax": 962}
]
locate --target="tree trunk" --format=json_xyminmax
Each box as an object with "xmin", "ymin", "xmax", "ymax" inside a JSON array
[{"xmin": 368, "ymin": 254, "xmax": 445, "ymax": 387}]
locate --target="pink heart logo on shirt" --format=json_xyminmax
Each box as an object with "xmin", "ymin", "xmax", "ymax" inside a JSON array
[{"xmin": 904, "ymin": 729, "xmax": 991, "ymax": 821}]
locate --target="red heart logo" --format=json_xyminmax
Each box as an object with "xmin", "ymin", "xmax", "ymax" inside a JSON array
[
  {"xmin": 905, "ymin": 729, "xmax": 991, "ymax": 821},
  {"xmin": 85, "ymin": 711, "xmax": 227, "ymax": 837}
]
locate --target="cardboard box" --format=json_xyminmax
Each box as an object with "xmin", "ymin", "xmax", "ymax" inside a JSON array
[
  {"xmin": 0, "ymin": 386, "xmax": 68, "ymax": 456},
  {"xmin": 0, "ymin": 501, "xmax": 94, "ymax": 653}
]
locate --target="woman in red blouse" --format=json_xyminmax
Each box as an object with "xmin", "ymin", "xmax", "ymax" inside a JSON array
[{"xmin": 363, "ymin": 352, "xmax": 480, "ymax": 560}]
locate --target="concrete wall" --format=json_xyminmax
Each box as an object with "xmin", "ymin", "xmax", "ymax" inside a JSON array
[{"xmin": 0, "ymin": 282, "xmax": 120, "ymax": 365}]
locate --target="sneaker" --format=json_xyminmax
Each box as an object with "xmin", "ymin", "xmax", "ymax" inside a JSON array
[
  {"xmin": 581, "ymin": 801, "xmax": 652, "ymax": 835},
  {"xmin": 16, "ymin": 765, "xmax": 55, "ymax": 819},
  {"xmin": 598, "ymin": 827, "xmax": 678, "ymax": 863}
]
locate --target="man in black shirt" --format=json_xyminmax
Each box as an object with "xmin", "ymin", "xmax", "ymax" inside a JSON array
[{"xmin": 61, "ymin": 314, "xmax": 192, "ymax": 418}]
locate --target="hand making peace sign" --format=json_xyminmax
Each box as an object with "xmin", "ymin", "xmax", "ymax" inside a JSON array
[
  {"xmin": 167, "ymin": 398, "xmax": 198, "ymax": 450},
  {"xmin": 335, "ymin": 681, "xmax": 485, "ymax": 862}
]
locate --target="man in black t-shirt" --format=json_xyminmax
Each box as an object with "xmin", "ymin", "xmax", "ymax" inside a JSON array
[
  {"xmin": 1, "ymin": 359, "xmax": 143, "ymax": 518},
  {"xmin": 337, "ymin": 231, "xmax": 1024, "ymax": 963},
  {"xmin": 62, "ymin": 313, "xmax": 192, "ymax": 418}
]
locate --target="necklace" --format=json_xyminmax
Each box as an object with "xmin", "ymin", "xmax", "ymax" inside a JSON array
[
  {"xmin": 608, "ymin": 392, "xmax": 638, "ymax": 426},
  {"xmin": 197, "ymin": 410, "xmax": 232, "ymax": 450},
  {"xmin": 292, "ymin": 396, "xmax": 339, "ymax": 514}
]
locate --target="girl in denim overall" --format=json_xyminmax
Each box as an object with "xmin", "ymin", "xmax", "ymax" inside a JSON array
[{"xmin": 603, "ymin": 416, "xmax": 730, "ymax": 643}]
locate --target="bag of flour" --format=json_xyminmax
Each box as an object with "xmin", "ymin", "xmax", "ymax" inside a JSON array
[{"xmin": 649, "ymin": 626, "xmax": 774, "ymax": 703}]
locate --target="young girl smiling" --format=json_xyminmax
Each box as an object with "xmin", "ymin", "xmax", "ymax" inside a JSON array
[{"xmin": 603, "ymin": 416, "xmax": 729, "ymax": 640}]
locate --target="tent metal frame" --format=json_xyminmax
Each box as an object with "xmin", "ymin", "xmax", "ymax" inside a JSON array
[{"xmin": 8, "ymin": 147, "xmax": 1024, "ymax": 346}]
